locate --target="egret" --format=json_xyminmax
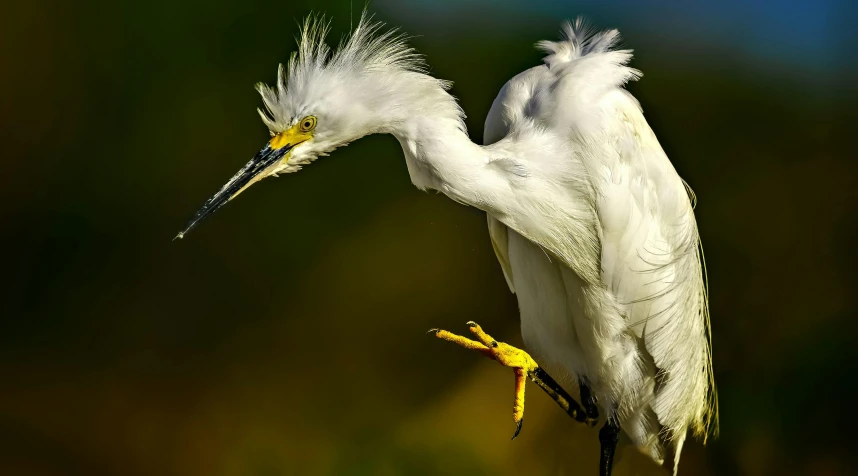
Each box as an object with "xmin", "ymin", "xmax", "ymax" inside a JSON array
[{"xmin": 177, "ymin": 13, "xmax": 717, "ymax": 475}]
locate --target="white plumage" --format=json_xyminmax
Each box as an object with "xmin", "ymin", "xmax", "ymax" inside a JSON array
[
  {"xmin": 182, "ymin": 13, "xmax": 717, "ymax": 474},
  {"xmin": 483, "ymin": 20, "xmax": 717, "ymax": 471}
]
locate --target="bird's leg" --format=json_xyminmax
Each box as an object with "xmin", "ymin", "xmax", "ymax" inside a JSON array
[
  {"xmin": 428, "ymin": 321, "xmax": 593, "ymax": 439},
  {"xmin": 598, "ymin": 418, "xmax": 620, "ymax": 476},
  {"xmin": 578, "ymin": 378, "xmax": 600, "ymax": 422},
  {"xmin": 429, "ymin": 322, "xmax": 533, "ymax": 438}
]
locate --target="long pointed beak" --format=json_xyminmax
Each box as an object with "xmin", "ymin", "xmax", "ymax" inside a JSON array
[{"xmin": 175, "ymin": 143, "xmax": 291, "ymax": 239}]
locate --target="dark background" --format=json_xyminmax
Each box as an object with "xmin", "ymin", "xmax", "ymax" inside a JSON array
[{"xmin": 2, "ymin": 0, "xmax": 857, "ymax": 475}]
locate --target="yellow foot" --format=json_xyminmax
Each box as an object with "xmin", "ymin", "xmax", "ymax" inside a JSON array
[
  {"xmin": 428, "ymin": 321, "xmax": 540, "ymax": 439},
  {"xmin": 429, "ymin": 321, "xmax": 595, "ymax": 438}
]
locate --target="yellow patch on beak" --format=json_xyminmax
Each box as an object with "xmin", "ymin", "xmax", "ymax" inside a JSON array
[
  {"xmin": 174, "ymin": 119, "xmax": 316, "ymax": 239},
  {"xmin": 270, "ymin": 123, "xmax": 313, "ymax": 150}
]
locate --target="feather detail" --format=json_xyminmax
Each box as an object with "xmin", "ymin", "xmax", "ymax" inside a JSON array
[
  {"xmin": 256, "ymin": 11, "xmax": 463, "ymax": 136},
  {"xmin": 484, "ymin": 18, "xmax": 717, "ymax": 472}
]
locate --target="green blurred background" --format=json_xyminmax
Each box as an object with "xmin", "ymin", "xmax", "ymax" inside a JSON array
[{"xmin": 2, "ymin": 0, "xmax": 856, "ymax": 474}]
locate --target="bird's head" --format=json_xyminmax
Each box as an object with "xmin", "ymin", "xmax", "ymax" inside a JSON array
[{"xmin": 176, "ymin": 13, "xmax": 459, "ymax": 239}]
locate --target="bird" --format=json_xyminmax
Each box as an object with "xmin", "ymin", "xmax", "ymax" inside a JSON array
[{"xmin": 177, "ymin": 13, "xmax": 717, "ymax": 475}]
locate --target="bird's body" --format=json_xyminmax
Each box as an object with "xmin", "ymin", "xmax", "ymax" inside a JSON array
[
  {"xmin": 396, "ymin": 23, "xmax": 715, "ymax": 470},
  {"xmin": 481, "ymin": 26, "xmax": 715, "ymax": 469},
  {"xmin": 179, "ymin": 15, "xmax": 716, "ymax": 474}
]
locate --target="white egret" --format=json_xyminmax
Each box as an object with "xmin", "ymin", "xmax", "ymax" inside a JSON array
[{"xmin": 177, "ymin": 13, "xmax": 717, "ymax": 475}]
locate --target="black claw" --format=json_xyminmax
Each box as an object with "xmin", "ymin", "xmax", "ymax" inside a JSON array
[
  {"xmin": 511, "ymin": 418, "xmax": 523, "ymax": 440},
  {"xmin": 427, "ymin": 328, "xmax": 440, "ymax": 335},
  {"xmin": 490, "ymin": 341, "xmax": 499, "ymax": 348},
  {"xmin": 466, "ymin": 321, "xmax": 478, "ymax": 328}
]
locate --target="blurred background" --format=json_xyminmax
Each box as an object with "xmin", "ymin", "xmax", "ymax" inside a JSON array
[{"xmin": 2, "ymin": 0, "xmax": 857, "ymax": 474}]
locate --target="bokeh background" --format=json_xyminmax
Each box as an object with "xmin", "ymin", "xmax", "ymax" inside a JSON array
[{"xmin": 2, "ymin": 0, "xmax": 857, "ymax": 474}]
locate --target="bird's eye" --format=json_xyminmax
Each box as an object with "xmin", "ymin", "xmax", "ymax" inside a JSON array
[{"xmin": 299, "ymin": 116, "xmax": 317, "ymax": 132}]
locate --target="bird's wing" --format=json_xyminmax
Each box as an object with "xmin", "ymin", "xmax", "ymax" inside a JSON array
[
  {"xmin": 484, "ymin": 81, "xmax": 519, "ymax": 294},
  {"xmin": 486, "ymin": 214, "xmax": 515, "ymax": 293},
  {"xmin": 490, "ymin": 19, "xmax": 716, "ymax": 467}
]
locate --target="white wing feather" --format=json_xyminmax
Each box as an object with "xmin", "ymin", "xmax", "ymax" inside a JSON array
[
  {"xmin": 487, "ymin": 215, "xmax": 515, "ymax": 293},
  {"xmin": 484, "ymin": 19, "xmax": 716, "ymax": 472}
]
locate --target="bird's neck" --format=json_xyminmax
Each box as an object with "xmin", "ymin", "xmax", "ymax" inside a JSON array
[{"xmin": 390, "ymin": 113, "xmax": 506, "ymax": 215}]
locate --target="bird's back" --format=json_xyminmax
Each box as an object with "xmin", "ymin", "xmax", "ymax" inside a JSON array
[{"xmin": 483, "ymin": 20, "xmax": 715, "ymax": 473}]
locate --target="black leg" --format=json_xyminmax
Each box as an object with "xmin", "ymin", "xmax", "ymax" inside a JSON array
[
  {"xmin": 598, "ymin": 419, "xmax": 620, "ymax": 476},
  {"xmin": 528, "ymin": 367, "xmax": 589, "ymax": 424},
  {"xmin": 578, "ymin": 379, "xmax": 600, "ymax": 422}
]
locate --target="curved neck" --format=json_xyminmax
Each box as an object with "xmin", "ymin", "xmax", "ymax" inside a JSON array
[{"xmin": 390, "ymin": 110, "xmax": 508, "ymax": 215}]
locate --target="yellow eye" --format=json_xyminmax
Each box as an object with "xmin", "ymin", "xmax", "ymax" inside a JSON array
[{"xmin": 299, "ymin": 116, "xmax": 317, "ymax": 132}]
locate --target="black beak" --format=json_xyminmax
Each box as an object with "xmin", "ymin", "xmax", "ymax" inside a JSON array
[{"xmin": 175, "ymin": 143, "xmax": 290, "ymax": 239}]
